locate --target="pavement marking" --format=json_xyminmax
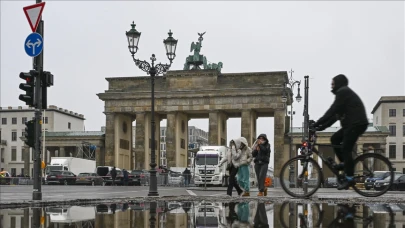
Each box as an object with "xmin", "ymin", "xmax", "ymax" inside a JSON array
[
  {"xmin": 209, "ymin": 193, "xmax": 226, "ymax": 196},
  {"xmin": 186, "ymin": 190, "xmax": 197, "ymax": 196},
  {"xmin": 45, "ymin": 195, "xmax": 64, "ymax": 198},
  {"xmin": 91, "ymin": 191, "xmax": 139, "ymax": 195}
]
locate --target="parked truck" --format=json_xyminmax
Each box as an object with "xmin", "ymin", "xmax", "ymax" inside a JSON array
[
  {"xmin": 45, "ymin": 157, "xmax": 96, "ymax": 178},
  {"xmin": 193, "ymin": 146, "xmax": 228, "ymax": 187}
]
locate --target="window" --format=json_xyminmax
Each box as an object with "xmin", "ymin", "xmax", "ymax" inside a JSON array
[
  {"xmin": 11, "ymin": 118, "xmax": 17, "ymax": 124},
  {"xmin": 22, "ymin": 117, "xmax": 27, "ymax": 124},
  {"xmin": 389, "ymin": 145, "xmax": 396, "ymax": 159},
  {"xmin": 68, "ymin": 122, "xmax": 71, "ymax": 129},
  {"xmin": 11, "ymin": 131, "xmax": 17, "ymax": 141},
  {"xmin": 160, "ymin": 137, "xmax": 165, "ymax": 142},
  {"xmin": 11, "ymin": 168, "xmax": 16, "ymax": 176},
  {"xmin": 11, "ymin": 148, "xmax": 17, "ymax": 161},
  {"xmin": 161, "ymin": 129, "xmax": 165, "ymax": 136},
  {"xmin": 375, "ymin": 116, "xmax": 378, "ymax": 125},
  {"xmin": 21, "ymin": 149, "xmax": 24, "ymax": 161},
  {"xmin": 389, "ymin": 109, "xmax": 396, "ymax": 117},
  {"xmin": 389, "ymin": 125, "xmax": 396, "ymax": 136},
  {"xmin": 1, "ymin": 118, "xmax": 6, "ymax": 125},
  {"xmin": 403, "ymin": 109, "xmax": 405, "ymax": 117},
  {"xmin": 21, "ymin": 168, "xmax": 24, "ymax": 175},
  {"xmin": 189, "ymin": 129, "xmax": 193, "ymax": 135},
  {"xmin": 31, "ymin": 149, "xmax": 34, "ymax": 161},
  {"xmin": 403, "ymin": 125, "xmax": 405, "ymax": 136},
  {"xmin": 403, "ymin": 168, "xmax": 405, "ymax": 175},
  {"xmin": 403, "ymin": 145, "xmax": 405, "ymax": 159},
  {"xmin": 45, "ymin": 117, "xmax": 48, "ymax": 124}
]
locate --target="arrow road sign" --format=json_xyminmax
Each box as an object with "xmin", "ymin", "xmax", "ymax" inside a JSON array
[
  {"xmin": 25, "ymin": 33, "xmax": 43, "ymax": 57},
  {"xmin": 23, "ymin": 2, "xmax": 45, "ymax": 33}
]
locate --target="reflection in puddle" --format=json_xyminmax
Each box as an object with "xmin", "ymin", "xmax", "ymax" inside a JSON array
[{"xmin": 0, "ymin": 201, "xmax": 404, "ymax": 227}]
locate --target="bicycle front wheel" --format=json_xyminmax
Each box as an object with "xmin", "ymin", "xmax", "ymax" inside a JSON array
[
  {"xmin": 280, "ymin": 156, "xmax": 323, "ymax": 198},
  {"xmin": 352, "ymin": 153, "xmax": 394, "ymax": 197}
]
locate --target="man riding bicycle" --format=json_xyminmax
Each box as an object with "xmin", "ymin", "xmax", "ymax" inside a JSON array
[{"xmin": 313, "ymin": 74, "xmax": 369, "ymax": 190}]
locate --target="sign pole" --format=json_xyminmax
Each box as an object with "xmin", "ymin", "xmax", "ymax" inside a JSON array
[{"xmin": 32, "ymin": 0, "xmax": 43, "ymax": 201}]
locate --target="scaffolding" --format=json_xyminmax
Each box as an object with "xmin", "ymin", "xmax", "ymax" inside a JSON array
[{"xmin": 76, "ymin": 141, "xmax": 96, "ymax": 160}]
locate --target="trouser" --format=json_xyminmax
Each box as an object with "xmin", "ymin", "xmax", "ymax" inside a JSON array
[
  {"xmin": 331, "ymin": 124, "xmax": 368, "ymax": 176},
  {"xmin": 254, "ymin": 203, "xmax": 269, "ymax": 228},
  {"xmin": 255, "ymin": 163, "xmax": 268, "ymax": 192},
  {"xmin": 237, "ymin": 202, "xmax": 250, "ymax": 223},
  {"xmin": 112, "ymin": 178, "xmax": 116, "ymax": 186},
  {"xmin": 237, "ymin": 165, "xmax": 250, "ymax": 192},
  {"xmin": 227, "ymin": 165, "xmax": 243, "ymax": 196}
]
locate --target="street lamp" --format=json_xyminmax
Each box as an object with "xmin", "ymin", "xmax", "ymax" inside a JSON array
[
  {"xmin": 126, "ymin": 21, "xmax": 178, "ymax": 196},
  {"xmin": 283, "ymin": 69, "xmax": 302, "ymax": 188}
]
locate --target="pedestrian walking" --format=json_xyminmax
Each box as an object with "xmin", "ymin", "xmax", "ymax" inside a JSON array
[
  {"xmin": 234, "ymin": 137, "xmax": 252, "ymax": 196},
  {"xmin": 111, "ymin": 166, "xmax": 117, "ymax": 186},
  {"xmin": 219, "ymin": 139, "xmax": 243, "ymax": 197},
  {"xmin": 252, "ymin": 134, "xmax": 271, "ymax": 196},
  {"xmin": 182, "ymin": 168, "xmax": 191, "ymax": 187},
  {"xmin": 123, "ymin": 169, "xmax": 129, "ymax": 186}
]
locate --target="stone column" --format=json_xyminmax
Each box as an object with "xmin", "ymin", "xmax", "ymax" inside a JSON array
[
  {"xmin": 23, "ymin": 208, "xmax": 29, "ymax": 228},
  {"xmin": 104, "ymin": 112, "xmax": 116, "ymax": 166},
  {"xmin": 378, "ymin": 144, "xmax": 387, "ymax": 171},
  {"xmin": 209, "ymin": 111, "xmax": 228, "ymax": 145},
  {"xmin": 273, "ymin": 109, "xmax": 286, "ymax": 183},
  {"xmin": 241, "ymin": 110, "xmax": 257, "ymax": 146},
  {"xmin": 135, "ymin": 112, "xmax": 146, "ymax": 170},
  {"xmin": 59, "ymin": 147, "xmax": 65, "ymax": 157},
  {"xmin": 166, "ymin": 112, "xmax": 177, "ymax": 168}
]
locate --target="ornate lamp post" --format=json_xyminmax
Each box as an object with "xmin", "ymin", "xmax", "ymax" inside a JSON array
[
  {"xmin": 281, "ymin": 69, "xmax": 302, "ymax": 188},
  {"xmin": 126, "ymin": 22, "xmax": 178, "ymax": 196}
]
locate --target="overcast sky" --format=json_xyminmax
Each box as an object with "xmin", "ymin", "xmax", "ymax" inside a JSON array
[{"xmin": 1, "ymin": 1, "xmax": 404, "ymax": 168}]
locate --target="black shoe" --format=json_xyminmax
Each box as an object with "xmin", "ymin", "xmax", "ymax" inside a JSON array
[
  {"xmin": 337, "ymin": 178, "xmax": 355, "ymax": 190},
  {"xmin": 334, "ymin": 163, "xmax": 345, "ymax": 171}
]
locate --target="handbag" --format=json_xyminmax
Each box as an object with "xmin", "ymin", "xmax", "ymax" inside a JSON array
[{"xmin": 226, "ymin": 163, "xmax": 232, "ymax": 171}]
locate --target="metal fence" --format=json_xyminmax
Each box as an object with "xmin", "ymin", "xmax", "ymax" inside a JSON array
[{"xmin": 0, "ymin": 173, "xmax": 195, "ymax": 187}]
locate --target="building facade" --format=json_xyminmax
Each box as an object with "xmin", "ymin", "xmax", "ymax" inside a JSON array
[
  {"xmin": 0, "ymin": 105, "xmax": 85, "ymax": 176},
  {"xmin": 372, "ymin": 96, "xmax": 405, "ymax": 173}
]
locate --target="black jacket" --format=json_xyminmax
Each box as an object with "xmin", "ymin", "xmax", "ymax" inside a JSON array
[
  {"xmin": 252, "ymin": 134, "xmax": 271, "ymax": 164},
  {"xmin": 315, "ymin": 74, "xmax": 368, "ymax": 130}
]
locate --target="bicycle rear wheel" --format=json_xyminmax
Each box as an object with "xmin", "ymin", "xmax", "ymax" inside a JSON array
[
  {"xmin": 352, "ymin": 153, "xmax": 394, "ymax": 197},
  {"xmin": 280, "ymin": 156, "xmax": 323, "ymax": 198}
]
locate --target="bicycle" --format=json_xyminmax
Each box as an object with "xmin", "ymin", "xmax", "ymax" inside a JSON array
[{"xmin": 280, "ymin": 120, "xmax": 394, "ymax": 198}]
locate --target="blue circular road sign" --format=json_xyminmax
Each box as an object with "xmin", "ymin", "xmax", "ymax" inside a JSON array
[{"xmin": 24, "ymin": 32, "xmax": 43, "ymax": 57}]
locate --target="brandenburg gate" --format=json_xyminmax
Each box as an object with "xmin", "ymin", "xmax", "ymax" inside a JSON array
[{"xmin": 97, "ymin": 33, "xmax": 290, "ymax": 177}]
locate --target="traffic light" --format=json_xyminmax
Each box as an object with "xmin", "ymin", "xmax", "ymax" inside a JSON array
[
  {"xmin": 42, "ymin": 71, "xmax": 54, "ymax": 110},
  {"xmin": 19, "ymin": 70, "xmax": 37, "ymax": 106},
  {"xmin": 24, "ymin": 119, "xmax": 36, "ymax": 148}
]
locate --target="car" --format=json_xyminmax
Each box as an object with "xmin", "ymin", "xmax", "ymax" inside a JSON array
[
  {"xmin": 130, "ymin": 170, "xmax": 143, "ymax": 186},
  {"xmin": 46, "ymin": 170, "xmax": 76, "ymax": 185},
  {"xmin": 364, "ymin": 171, "xmax": 402, "ymax": 190},
  {"xmin": 324, "ymin": 177, "xmax": 338, "ymax": 188},
  {"xmin": 374, "ymin": 174, "xmax": 405, "ymax": 191}
]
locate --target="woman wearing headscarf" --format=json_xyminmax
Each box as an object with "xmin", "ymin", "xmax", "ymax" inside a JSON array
[{"xmin": 252, "ymin": 134, "xmax": 271, "ymax": 196}]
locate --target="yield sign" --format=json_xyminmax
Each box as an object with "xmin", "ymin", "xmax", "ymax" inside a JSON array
[{"xmin": 23, "ymin": 2, "xmax": 46, "ymax": 33}]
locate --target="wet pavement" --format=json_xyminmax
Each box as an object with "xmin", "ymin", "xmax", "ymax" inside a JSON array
[{"xmin": 1, "ymin": 200, "xmax": 404, "ymax": 227}]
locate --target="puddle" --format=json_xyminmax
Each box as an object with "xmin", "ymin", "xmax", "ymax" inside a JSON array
[{"xmin": 1, "ymin": 201, "xmax": 404, "ymax": 227}]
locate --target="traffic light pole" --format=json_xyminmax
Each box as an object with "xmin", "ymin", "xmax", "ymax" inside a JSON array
[{"xmin": 32, "ymin": 0, "xmax": 43, "ymax": 201}]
